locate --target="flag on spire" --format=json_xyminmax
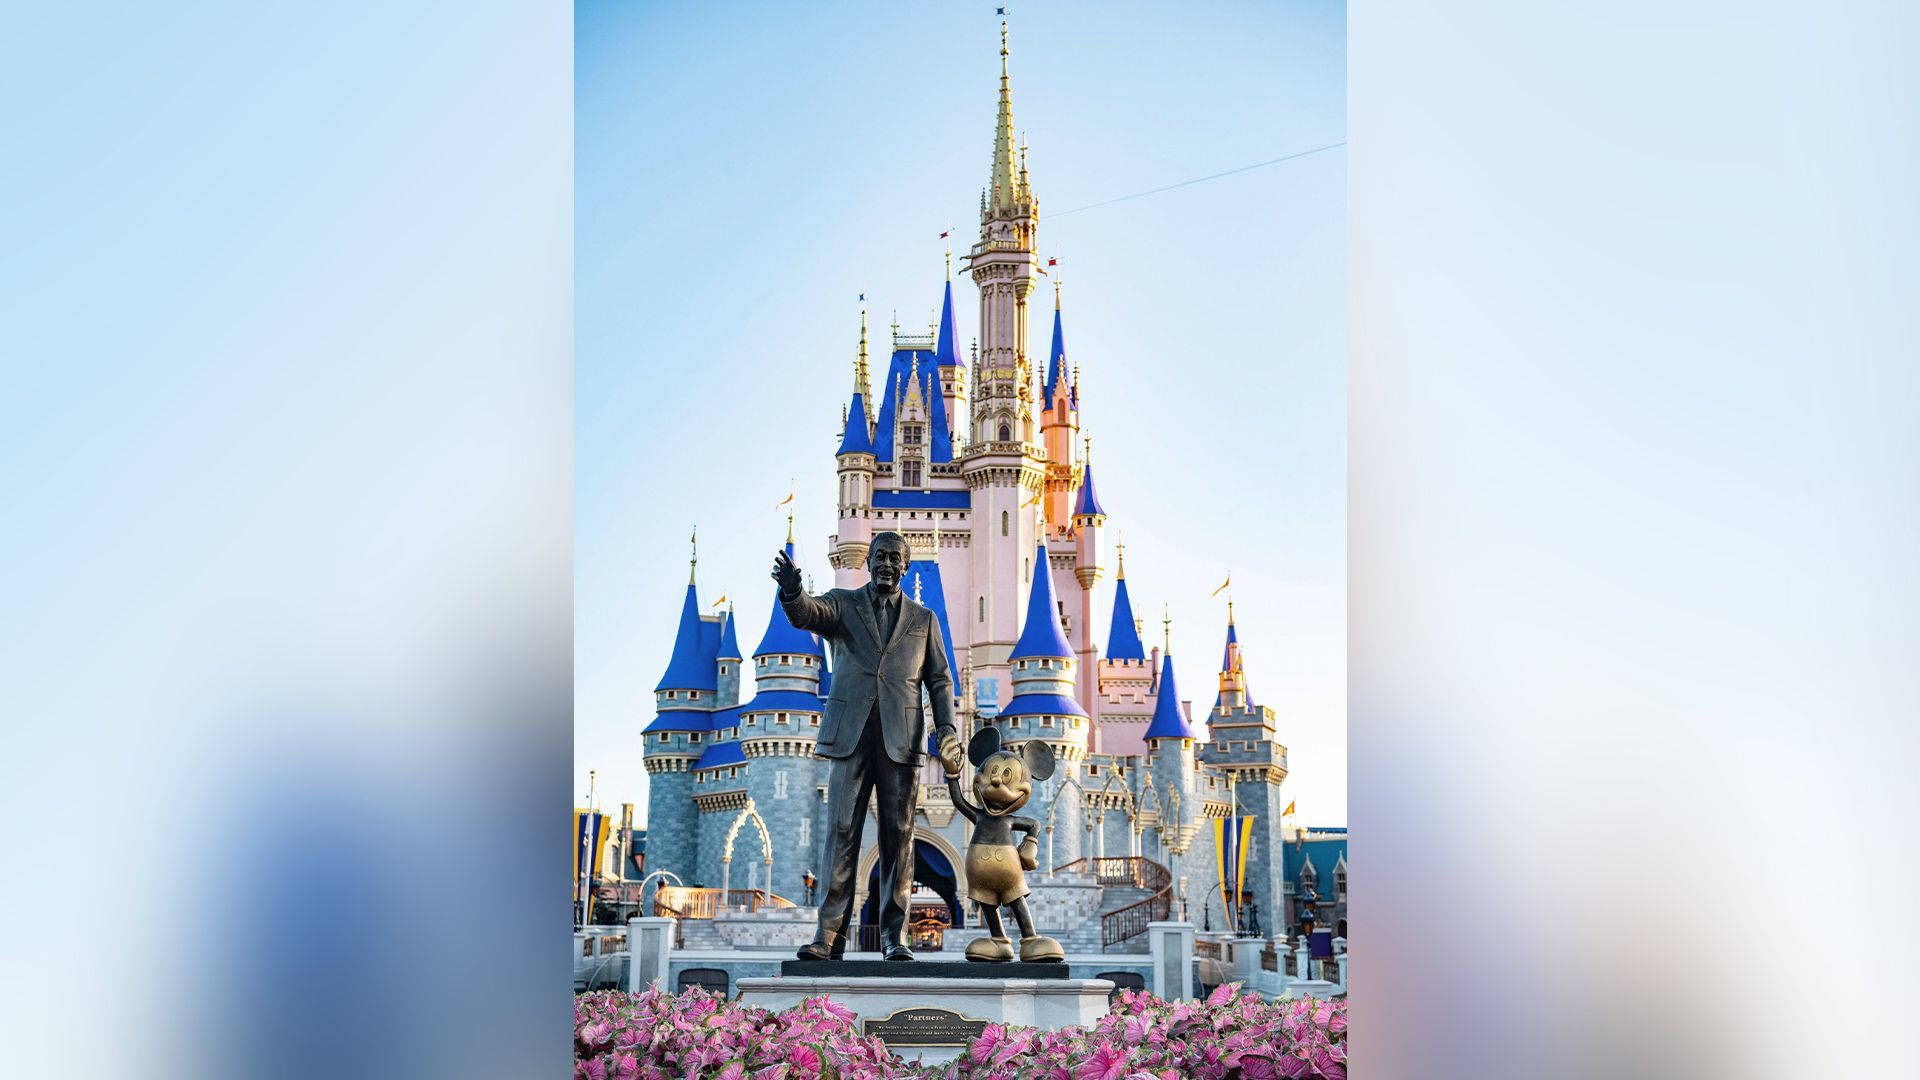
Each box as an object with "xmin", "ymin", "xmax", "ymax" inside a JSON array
[
  {"xmin": 1211, "ymin": 572, "xmax": 1232, "ymax": 597},
  {"xmin": 710, "ymin": 595, "xmax": 729, "ymax": 608},
  {"xmin": 775, "ymin": 491, "xmax": 794, "ymax": 509}
]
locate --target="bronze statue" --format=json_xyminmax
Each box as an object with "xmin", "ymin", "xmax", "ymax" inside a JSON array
[
  {"xmin": 940, "ymin": 725, "xmax": 1064, "ymax": 962},
  {"xmin": 773, "ymin": 531, "xmax": 961, "ymax": 961}
]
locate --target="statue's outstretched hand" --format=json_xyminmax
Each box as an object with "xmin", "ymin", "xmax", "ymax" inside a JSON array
[
  {"xmin": 771, "ymin": 550, "xmax": 803, "ymax": 597},
  {"xmin": 938, "ymin": 732, "xmax": 964, "ymax": 778}
]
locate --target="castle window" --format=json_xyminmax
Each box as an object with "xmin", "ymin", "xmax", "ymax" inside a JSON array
[
  {"xmin": 1001, "ymin": 511, "xmax": 1008, "ymax": 536},
  {"xmin": 777, "ymin": 712, "xmax": 788, "ymax": 724},
  {"xmin": 902, "ymin": 462, "xmax": 921, "ymax": 487},
  {"xmin": 1335, "ymin": 866, "xmax": 1347, "ymax": 901},
  {"xmin": 809, "ymin": 716, "xmax": 819, "ymax": 726},
  {"xmin": 978, "ymin": 597, "xmax": 985, "ymax": 622},
  {"xmin": 1024, "ymin": 558, "xmax": 1030, "ymax": 582},
  {"xmin": 1042, "ymin": 716, "xmax": 1054, "ymax": 727},
  {"xmin": 999, "ymin": 422, "xmax": 1011, "ymax": 442},
  {"xmin": 690, "ymin": 733, "xmax": 701, "ymax": 743}
]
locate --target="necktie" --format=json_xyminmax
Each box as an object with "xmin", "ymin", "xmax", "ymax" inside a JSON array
[{"xmin": 873, "ymin": 594, "xmax": 894, "ymax": 645}]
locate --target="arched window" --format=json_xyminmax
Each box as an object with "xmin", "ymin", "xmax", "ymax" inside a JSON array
[
  {"xmin": 978, "ymin": 596, "xmax": 986, "ymax": 622},
  {"xmin": 998, "ymin": 422, "xmax": 1011, "ymax": 442},
  {"xmin": 1001, "ymin": 511, "xmax": 1008, "ymax": 536}
]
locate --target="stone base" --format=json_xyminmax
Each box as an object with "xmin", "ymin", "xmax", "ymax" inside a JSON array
[
  {"xmin": 782, "ymin": 959, "xmax": 1068, "ymax": 979},
  {"xmin": 737, "ymin": 975, "xmax": 1114, "ymax": 1065}
]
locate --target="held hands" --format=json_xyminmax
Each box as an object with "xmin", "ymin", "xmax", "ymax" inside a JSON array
[
  {"xmin": 1018, "ymin": 836, "xmax": 1039, "ymax": 871},
  {"xmin": 938, "ymin": 732, "xmax": 964, "ymax": 778},
  {"xmin": 771, "ymin": 550, "xmax": 803, "ymax": 597}
]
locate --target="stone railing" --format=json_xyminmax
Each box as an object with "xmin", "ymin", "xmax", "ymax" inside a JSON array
[
  {"xmin": 652, "ymin": 886, "xmax": 795, "ymax": 920},
  {"xmin": 1052, "ymin": 856, "xmax": 1172, "ymax": 947}
]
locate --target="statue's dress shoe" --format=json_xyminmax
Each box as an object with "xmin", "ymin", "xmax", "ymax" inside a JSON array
[
  {"xmin": 882, "ymin": 943, "xmax": 915, "ymax": 961},
  {"xmin": 795, "ymin": 932, "xmax": 844, "ymax": 962},
  {"xmin": 965, "ymin": 936, "xmax": 1016, "ymax": 962},
  {"xmin": 1019, "ymin": 935, "xmax": 1064, "ymax": 963}
]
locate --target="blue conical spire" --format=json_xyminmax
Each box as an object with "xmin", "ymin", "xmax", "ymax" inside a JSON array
[
  {"xmin": 1144, "ymin": 652, "xmax": 1194, "ymax": 740},
  {"xmin": 838, "ymin": 392, "xmax": 874, "ymax": 456},
  {"xmin": 717, "ymin": 606, "xmax": 741, "ymax": 661},
  {"xmin": 755, "ymin": 539, "xmax": 825, "ymax": 659},
  {"xmin": 1075, "ymin": 460, "xmax": 1105, "ymax": 518},
  {"xmin": 934, "ymin": 278, "xmax": 959, "ymax": 366},
  {"xmin": 1042, "ymin": 288, "xmax": 1067, "ymax": 402},
  {"xmin": 1105, "ymin": 561, "xmax": 1146, "ymax": 662},
  {"xmin": 655, "ymin": 581, "xmax": 718, "ymax": 691},
  {"xmin": 1010, "ymin": 542, "xmax": 1073, "ymax": 660}
]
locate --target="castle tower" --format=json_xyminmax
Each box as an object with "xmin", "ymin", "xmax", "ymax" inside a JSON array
[
  {"xmin": 1070, "ymin": 437, "xmax": 1105, "ymax": 716},
  {"xmin": 1095, "ymin": 545, "xmax": 1154, "ymax": 757},
  {"xmin": 960, "ymin": 19, "xmax": 1047, "ymax": 696},
  {"xmin": 1197, "ymin": 609, "xmax": 1290, "ymax": 940},
  {"xmin": 1000, "ymin": 538, "xmax": 1090, "ymax": 867},
  {"xmin": 1040, "ymin": 284, "xmax": 1080, "ymax": 528},
  {"xmin": 934, "ymin": 270, "xmax": 965, "ymax": 455},
  {"xmin": 832, "ymin": 312, "xmax": 878, "ymax": 586},
  {"xmin": 1144, "ymin": 643, "xmax": 1198, "ymax": 874},
  {"xmin": 715, "ymin": 605, "xmax": 743, "ymax": 707},
  {"xmin": 733, "ymin": 526, "xmax": 826, "ymax": 901},
  {"xmin": 642, "ymin": 541, "xmax": 719, "ymax": 886}
]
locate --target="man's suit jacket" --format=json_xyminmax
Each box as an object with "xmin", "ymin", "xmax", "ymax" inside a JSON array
[{"xmin": 780, "ymin": 582, "xmax": 957, "ymax": 766}]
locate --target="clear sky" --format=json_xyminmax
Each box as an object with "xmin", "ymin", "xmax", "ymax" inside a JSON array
[{"xmin": 577, "ymin": 0, "xmax": 1346, "ymax": 829}]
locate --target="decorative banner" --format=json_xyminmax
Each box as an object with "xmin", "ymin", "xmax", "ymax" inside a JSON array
[
  {"xmin": 1212, "ymin": 817, "xmax": 1229, "ymax": 928},
  {"xmin": 574, "ymin": 809, "xmax": 609, "ymax": 881},
  {"xmin": 1233, "ymin": 815, "xmax": 1256, "ymax": 930}
]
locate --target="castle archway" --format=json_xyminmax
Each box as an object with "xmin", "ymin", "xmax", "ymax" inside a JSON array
[{"xmin": 851, "ymin": 827, "xmax": 967, "ymax": 947}]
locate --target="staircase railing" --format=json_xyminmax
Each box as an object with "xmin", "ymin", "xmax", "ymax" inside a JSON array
[
  {"xmin": 1051, "ymin": 856, "xmax": 1172, "ymax": 946},
  {"xmin": 651, "ymin": 886, "xmax": 796, "ymax": 920}
]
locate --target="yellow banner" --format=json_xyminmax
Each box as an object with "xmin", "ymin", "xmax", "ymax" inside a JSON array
[
  {"xmin": 1233, "ymin": 816, "xmax": 1256, "ymax": 927},
  {"xmin": 1212, "ymin": 817, "xmax": 1228, "ymax": 926}
]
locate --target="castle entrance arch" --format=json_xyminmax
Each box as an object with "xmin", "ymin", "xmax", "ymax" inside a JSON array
[{"xmin": 852, "ymin": 827, "xmax": 966, "ymax": 951}]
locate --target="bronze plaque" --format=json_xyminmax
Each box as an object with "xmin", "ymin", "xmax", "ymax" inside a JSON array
[{"xmin": 861, "ymin": 1006, "xmax": 991, "ymax": 1047}]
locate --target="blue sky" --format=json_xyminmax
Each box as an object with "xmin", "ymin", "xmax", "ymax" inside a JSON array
[{"xmin": 577, "ymin": 0, "xmax": 1346, "ymax": 827}]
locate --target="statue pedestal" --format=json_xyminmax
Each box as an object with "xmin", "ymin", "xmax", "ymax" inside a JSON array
[{"xmin": 736, "ymin": 971, "xmax": 1114, "ymax": 1065}]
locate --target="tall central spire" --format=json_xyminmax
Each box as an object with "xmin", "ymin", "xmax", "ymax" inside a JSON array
[{"xmin": 990, "ymin": 19, "xmax": 1018, "ymax": 213}]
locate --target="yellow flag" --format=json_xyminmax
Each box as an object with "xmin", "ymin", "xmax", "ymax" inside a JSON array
[
  {"xmin": 774, "ymin": 492, "xmax": 793, "ymax": 509},
  {"xmin": 1211, "ymin": 572, "xmax": 1231, "ymax": 597},
  {"xmin": 1282, "ymin": 800, "xmax": 1296, "ymax": 818},
  {"xmin": 1021, "ymin": 489, "xmax": 1043, "ymax": 508},
  {"xmin": 1212, "ymin": 817, "xmax": 1229, "ymax": 925},
  {"xmin": 710, "ymin": 595, "xmax": 729, "ymax": 608}
]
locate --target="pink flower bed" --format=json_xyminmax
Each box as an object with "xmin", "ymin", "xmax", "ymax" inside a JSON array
[{"xmin": 575, "ymin": 983, "xmax": 1346, "ymax": 1079}]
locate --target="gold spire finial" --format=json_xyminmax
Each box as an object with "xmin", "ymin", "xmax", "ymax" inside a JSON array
[
  {"xmin": 1054, "ymin": 276, "xmax": 1062, "ymax": 308},
  {"xmin": 990, "ymin": 17, "xmax": 1018, "ymax": 214},
  {"xmin": 786, "ymin": 511, "xmax": 794, "ymax": 544},
  {"xmin": 1116, "ymin": 537, "xmax": 1126, "ymax": 580},
  {"xmin": 1228, "ymin": 597, "xmax": 1236, "ymax": 625},
  {"xmin": 1163, "ymin": 605, "xmax": 1171, "ymax": 654},
  {"xmin": 689, "ymin": 526, "xmax": 698, "ymax": 584}
]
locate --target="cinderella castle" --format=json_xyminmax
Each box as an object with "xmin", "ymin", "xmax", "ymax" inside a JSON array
[{"xmin": 639, "ymin": 23, "xmax": 1305, "ymax": 954}]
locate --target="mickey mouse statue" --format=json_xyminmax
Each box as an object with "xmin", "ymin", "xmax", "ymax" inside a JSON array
[{"xmin": 940, "ymin": 726, "xmax": 1066, "ymax": 963}]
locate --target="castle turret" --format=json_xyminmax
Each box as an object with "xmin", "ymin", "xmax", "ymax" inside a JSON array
[
  {"xmin": 1070, "ymin": 437, "xmax": 1105, "ymax": 720},
  {"xmin": 730, "ymin": 528, "xmax": 826, "ymax": 901},
  {"xmin": 643, "ymin": 539, "xmax": 718, "ymax": 887},
  {"xmin": 960, "ymin": 20, "xmax": 1047, "ymax": 698},
  {"xmin": 1198, "ymin": 607, "xmax": 1289, "ymax": 942},
  {"xmin": 1040, "ymin": 284, "xmax": 1080, "ymax": 528},
  {"xmin": 716, "ymin": 605, "xmax": 743, "ymax": 707},
  {"xmin": 1095, "ymin": 545, "xmax": 1153, "ymax": 757},
  {"xmin": 1000, "ymin": 538, "xmax": 1089, "ymax": 866},
  {"xmin": 833, "ymin": 312, "xmax": 878, "ymax": 587},
  {"xmin": 935, "ymin": 270, "xmax": 964, "ymax": 454},
  {"xmin": 1144, "ymin": 644, "xmax": 1198, "ymax": 859}
]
